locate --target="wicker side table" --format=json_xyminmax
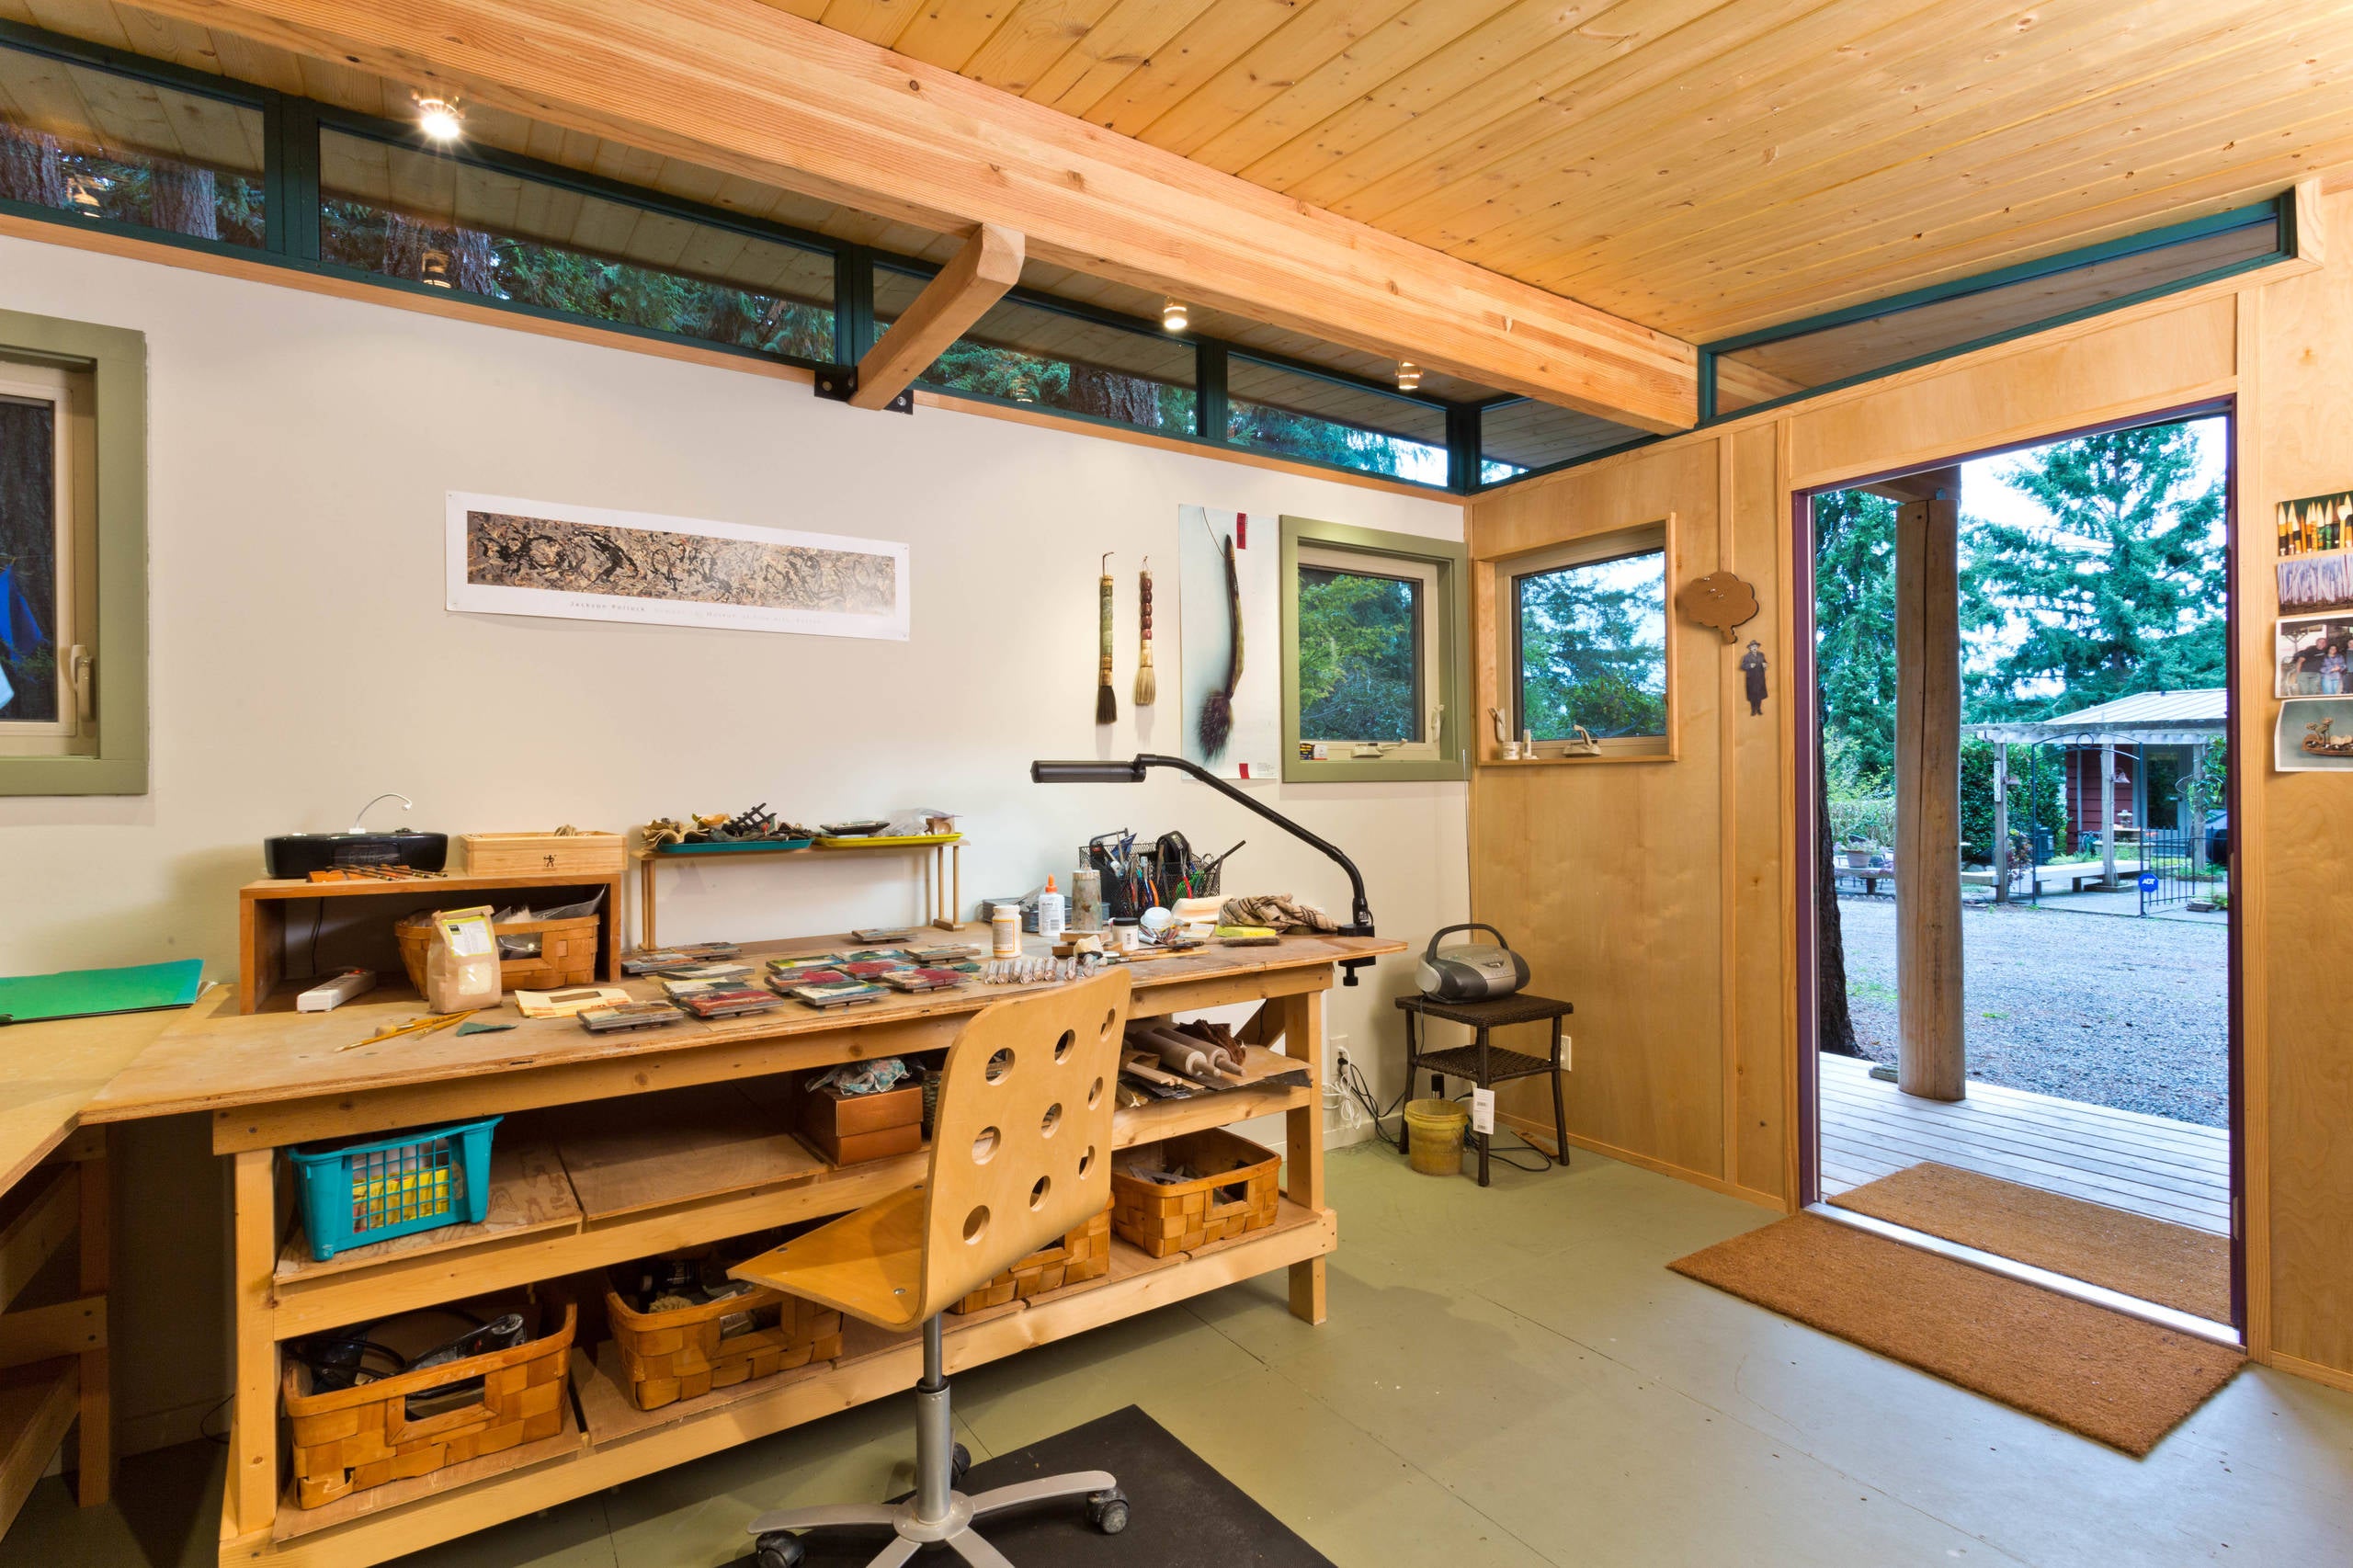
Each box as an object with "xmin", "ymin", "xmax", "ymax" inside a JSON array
[{"xmin": 1393, "ymin": 992, "xmax": 1573, "ymax": 1186}]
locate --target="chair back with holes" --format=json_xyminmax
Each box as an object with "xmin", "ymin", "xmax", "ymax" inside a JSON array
[{"xmin": 913, "ymin": 968, "xmax": 1132, "ymax": 1321}]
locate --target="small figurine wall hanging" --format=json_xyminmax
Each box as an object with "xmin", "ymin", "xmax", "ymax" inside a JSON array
[{"xmin": 1740, "ymin": 640, "xmax": 1769, "ymax": 716}]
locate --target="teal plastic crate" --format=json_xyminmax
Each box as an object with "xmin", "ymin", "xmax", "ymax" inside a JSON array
[{"xmin": 289, "ymin": 1116, "xmax": 501, "ymax": 1260}]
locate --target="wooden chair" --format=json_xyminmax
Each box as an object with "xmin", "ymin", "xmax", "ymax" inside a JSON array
[{"xmin": 731, "ymin": 968, "xmax": 1135, "ymax": 1567}]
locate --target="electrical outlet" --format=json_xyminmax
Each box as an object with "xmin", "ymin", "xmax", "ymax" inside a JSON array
[
  {"xmin": 1329, "ymin": 1033, "xmax": 1349, "ymax": 1080},
  {"xmin": 1563, "ymin": 1034, "xmax": 1572, "ymax": 1073}
]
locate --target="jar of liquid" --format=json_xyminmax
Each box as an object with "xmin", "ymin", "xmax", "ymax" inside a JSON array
[{"xmin": 990, "ymin": 903, "xmax": 1021, "ymax": 960}]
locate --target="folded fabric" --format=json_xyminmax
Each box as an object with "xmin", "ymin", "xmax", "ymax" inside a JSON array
[
  {"xmin": 807, "ymin": 1056, "xmax": 910, "ymax": 1096},
  {"xmin": 1219, "ymin": 893, "xmax": 1336, "ymax": 934}
]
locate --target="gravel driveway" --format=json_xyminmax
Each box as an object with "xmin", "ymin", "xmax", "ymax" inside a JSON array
[{"xmin": 1834, "ymin": 895, "xmax": 2228, "ymax": 1127}]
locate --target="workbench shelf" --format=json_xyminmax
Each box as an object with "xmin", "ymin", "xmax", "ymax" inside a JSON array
[
  {"xmin": 631, "ymin": 835, "xmax": 965, "ymax": 949},
  {"xmin": 245, "ymin": 1203, "xmax": 1334, "ymax": 1563}
]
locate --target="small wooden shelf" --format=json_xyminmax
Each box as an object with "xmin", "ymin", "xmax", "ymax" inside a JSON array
[{"xmin": 633, "ymin": 836, "xmax": 963, "ymax": 948}]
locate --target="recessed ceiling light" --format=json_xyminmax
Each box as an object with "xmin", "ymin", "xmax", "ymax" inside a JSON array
[
  {"xmin": 415, "ymin": 95, "xmax": 464, "ymax": 142},
  {"xmin": 1161, "ymin": 299, "xmax": 1188, "ymax": 334},
  {"xmin": 1395, "ymin": 360, "xmax": 1422, "ymax": 392}
]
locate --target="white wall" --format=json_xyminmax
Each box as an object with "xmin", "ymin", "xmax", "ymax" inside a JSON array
[{"xmin": 0, "ymin": 233, "xmax": 1468, "ymax": 1446}]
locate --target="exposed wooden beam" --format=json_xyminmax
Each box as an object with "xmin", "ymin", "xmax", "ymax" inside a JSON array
[
  {"xmin": 852, "ymin": 223, "xmax": 1022, "ymax": 410},
  {"xmin": 123, "ymin": 0, "xmax": 1697, "ymax": 430},
  {"xmin": 1894, "ymin": 485, "xmax": 1964, "ymax": 1103}
]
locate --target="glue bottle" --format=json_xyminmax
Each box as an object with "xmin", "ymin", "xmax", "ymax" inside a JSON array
[{"xmin": 1037, "ymin": 875, "xmax": 1066, "ymax": 941}]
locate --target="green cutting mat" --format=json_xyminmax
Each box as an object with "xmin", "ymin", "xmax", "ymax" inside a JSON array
[{"xmin": 0, "ymin": 959, "xmax": 205, "ymax": 1025}]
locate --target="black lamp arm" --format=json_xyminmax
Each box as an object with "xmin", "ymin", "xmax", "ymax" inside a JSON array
[{"xmin": 1131, "ymin": 755, "xmax": 1374, "ymax": 935}]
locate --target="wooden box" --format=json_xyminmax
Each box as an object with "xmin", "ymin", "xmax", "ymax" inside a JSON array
[
  {"xmin": 605, "ymin": 1280, "xmax": 842, "ymax": 1412},
  {"xmin": 460, "ymin": 832, "xmax": 626, "ymax": 876},
  {"xmin": 1110, "ymin": 1129, "xmax": 1281, "ymax": 1258},
  {"xmin": 394, "ymin": 912, "xmax": 600, "ymax": 994},
  {"xmin": 796, "ymin": 1080, "xmax": 923, "ymax": 1166},
  {"xmin": 949, "ymin": 1204, "xmax": 1111, "ymax": 1314},
  {"xmin": 283, "ymin": 1301, "xmax": 575, "ymax": 1510}
]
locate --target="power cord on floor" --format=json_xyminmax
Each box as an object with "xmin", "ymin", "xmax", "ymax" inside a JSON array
[{"xmin": 1333, "ymin": 1057, "xmax": 1555, "ymax": 1173}]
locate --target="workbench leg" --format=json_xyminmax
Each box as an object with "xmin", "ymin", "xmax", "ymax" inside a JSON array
[
  {"xmin": 230, "ymin": 1149, "xmax": 278, "ymax": 1537},
  {"xmin": 74, "ymin": 1131, "xmax": 109, "ymax": 1508},
  {"xmin": 1279, "ymin": 988, "xmax": 1326, "ymax": 1324}
]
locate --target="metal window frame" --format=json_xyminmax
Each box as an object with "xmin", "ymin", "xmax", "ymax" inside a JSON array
[{"xmin": 1280, "ymin": 517, "xmax": 1470, "ymax": 783}]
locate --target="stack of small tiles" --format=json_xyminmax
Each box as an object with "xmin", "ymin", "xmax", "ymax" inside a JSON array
[
  {"xmin": 949, "ymin": 1204, "xmax": 1112, "ymax": 1314},
  {"xmin": 606, "ymin": 1283, "xmax": 842, "ymax": 1411},
  {"xmin": 283, "ymin": 1303, "xmax": 575, "ymax": 1507},
  {"xmin": 1110, "ymin": 1129, "xmax": 1281, "ymax": 1258}
]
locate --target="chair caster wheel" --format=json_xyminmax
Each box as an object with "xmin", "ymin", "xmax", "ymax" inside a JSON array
[
  {"xmin": 953, "ymin": 1442, "xmax": 972, "ymax": 1483},
  {"xmin": 1087, "ymin": 1488, "xmax": 1129, "ymax": 1535},
  {"xmin": 754, "ymin": 1530, "xmax": 804, "ymax": 1568}
]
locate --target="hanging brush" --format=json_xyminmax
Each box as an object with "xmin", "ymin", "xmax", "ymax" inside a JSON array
[
  {"xmin": 1097, "ymin": 551, "xmax": 1118, "ymax": 726},
  {"xmin": 1198, "ymin": 522, "xmax": 1241, "ymax": 759},
  {"xmin": 1133, "ymin": 556, "xmax": 1156, "ymax": 708}
]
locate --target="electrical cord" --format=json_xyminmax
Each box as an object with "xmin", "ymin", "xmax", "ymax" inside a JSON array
[{"xmin": 1335, "ymin": 1057, "xmax": 1408, "ymax": 1152}]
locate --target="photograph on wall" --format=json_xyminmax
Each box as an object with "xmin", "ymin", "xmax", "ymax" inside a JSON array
[
  {"xmin": 2276, "ymin": 612, "xmax": 2353, "ymax": 698},
  {"xmin": 2276, "ymin": 698, "xmax": 2353, "ymax": 772},
  {"xmin": 2276, "ymin": 551, "xmax": 2353, "ymax": 614},
  {"xmin": 1176, "ymin": 505, "xmax": 1278, "ymax": 780},
  {"xmin": 446, "ymin": 492, "xmax": 909, "ymax": 640}
]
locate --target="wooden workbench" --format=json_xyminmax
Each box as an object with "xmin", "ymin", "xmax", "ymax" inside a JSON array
[
  {"xmin": 0, "ymin": 1001, "xmax": 188, "ymax": 1538},
  {"xmin": 84, "ymin": 928, "xmax": 1399, "ymax": 1568}
]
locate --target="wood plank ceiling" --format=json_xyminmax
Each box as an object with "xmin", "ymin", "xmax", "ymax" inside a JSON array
[{"xmin": 763, "ymin": 0, "xmax": 2353, "ymax": 343}]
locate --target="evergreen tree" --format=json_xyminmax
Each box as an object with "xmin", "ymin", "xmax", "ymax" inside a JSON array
[
  {"xmin": 1812, "ymin": 487, "xmax": 1900, "ymax": 786},
  {"xmin": 1296, "ymin": 568, "xmax": 1416, "ymax": 741},
  {"xmin": 1962, "ymin": 424, "xmax": 2226, "ymax": 719},
  {"xmin": 1515, "ymin": 550, "xmax": 1667, "ymax": 739}
]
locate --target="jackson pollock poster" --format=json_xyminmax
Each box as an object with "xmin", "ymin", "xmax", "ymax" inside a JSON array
[
  {"xmin": 447, "ymin": 492, "xmax": 909, "ymax": 640},
  {"xmin": 1176, "ymin": 505, "xmax": 1278, "ymax": 779}
]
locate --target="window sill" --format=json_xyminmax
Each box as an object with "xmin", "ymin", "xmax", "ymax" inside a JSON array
[{"xmin": 1477, "ymin": 747, "xmax": 1676, "ymax": 767}]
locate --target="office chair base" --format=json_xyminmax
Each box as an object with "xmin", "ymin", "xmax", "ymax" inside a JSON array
[{"xmin": 750, "ymin": 1474, "xmax": 1123, "ymax": 1566}]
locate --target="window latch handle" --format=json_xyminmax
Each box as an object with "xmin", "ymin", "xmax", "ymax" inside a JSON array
[{"xmin": 69, "ymin": 645, "xmax": 94, "ymax": 722}]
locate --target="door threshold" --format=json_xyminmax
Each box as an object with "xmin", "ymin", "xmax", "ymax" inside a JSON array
[{"xmin": 1807, "ymin": 1201, "xmax": 2242, "ymax": 1348}]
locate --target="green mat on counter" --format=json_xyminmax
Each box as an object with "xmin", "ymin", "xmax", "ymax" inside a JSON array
[{"xmin": 0, "ymin": 959, "xmax": 205, "ymax": 1025}]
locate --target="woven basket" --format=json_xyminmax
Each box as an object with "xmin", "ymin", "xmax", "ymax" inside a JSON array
[
  {"xmin": 949, "ymin": 1204, "xmax": 1111, "ymax": 1314},
  {"xmin": 1110, "ymin": 1129, "xmax": 1280, "ymax": 1258},
  {"xmin": 605, "ymin": 1280, "xmax": 842, "ymax": 1412},
  {"xmin": 283, "ymin": 1301, "xmax": 575, "ymax": 1510},
  {"xmin": 394, "ymin": 912, "xmax": 599, "ymax": 994}
]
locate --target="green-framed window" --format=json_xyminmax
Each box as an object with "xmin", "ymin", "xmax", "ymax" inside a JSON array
[
  {"xmin": 0, "ymin": 308, "xmax": 147, "ymax": 796},
  {"xmin": 1281, "ymin": 517, "xmax": 1468, "ymax": 782}
]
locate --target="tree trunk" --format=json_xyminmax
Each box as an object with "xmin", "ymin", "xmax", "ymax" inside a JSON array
[
  {"xmin": 1815, "ymin": 694, "xmax": 1863, "ymax": 1055},
  {"xmin": 0, "ymin": 131, "xmax": 70, "ymax": 210},
  {"xmin": 149, "ymin": 162, "xmax": 219, "ymax": 241},
  {"xmin": 1067, "ymin": 363, "xmax": 1159, "ymax": 428}
]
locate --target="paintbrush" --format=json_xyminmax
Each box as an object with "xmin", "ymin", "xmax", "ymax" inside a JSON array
[
  {"xmin": 1133, "ymin": 557, "xmax": 1155, "ymax": 707},
  {"xmin": 1097, "ymin": 551, "xmax": 1118, "ymax": 725}
]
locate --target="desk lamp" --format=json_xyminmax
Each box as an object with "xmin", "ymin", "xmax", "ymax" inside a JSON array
[{"xmin": 1029, "ymin": 754, "xmax": 1378, "ymax": 986}]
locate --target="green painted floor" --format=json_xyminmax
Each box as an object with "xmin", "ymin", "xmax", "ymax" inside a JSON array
[{"xmin": 10, "ymin": 1143, "xmax": 2353, "ymax": 1567}]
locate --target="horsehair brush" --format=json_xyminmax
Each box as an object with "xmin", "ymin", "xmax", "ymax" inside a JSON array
[
  {"xmin": 1198, "ymin": 527, "xmax": 1240, "ymax": 758},
  {"xmin": 1097, "ymin": 551, "xmax": 1118, "ymax": 725},
  {"xmin": 1133, "ymin": 557, "xmax": 1156, "ymax": 707}
]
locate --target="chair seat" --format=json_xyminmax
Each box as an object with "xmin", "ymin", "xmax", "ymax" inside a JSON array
[{"xmin": 731, "ymin": 1183, "xmax": 929, "ymax": 1331}]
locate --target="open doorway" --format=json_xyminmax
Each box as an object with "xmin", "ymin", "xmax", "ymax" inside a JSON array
[{"xmin": 1800, "ymin": 410, "xmax": 2237, "ymax": 1335}]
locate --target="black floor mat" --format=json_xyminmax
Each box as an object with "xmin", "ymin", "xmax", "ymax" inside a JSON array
[{"xmin": 755, "ymin": 1404, "xmax": 1334, "ymax": 1566}]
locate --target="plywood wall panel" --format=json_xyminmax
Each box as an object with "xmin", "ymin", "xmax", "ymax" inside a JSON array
[
  {"xmin": 2253, "ymin": 197, "xmax": 2353, "ymax": 1376},
  {"xmin": 1787, "ymin": 295, "xmax": 2237, "ymax": 490},
  {"xmin": 1728, "ymin": 422, "xmax": 1788, "ymax": 1199},
  {"xmin": 1473, "ymin": 439, "xmax": 1728, "ymax": 1181}
]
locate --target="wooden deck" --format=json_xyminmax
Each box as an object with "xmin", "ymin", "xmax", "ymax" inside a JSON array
[{"xmin": 1819, "ymin": 1053, "xmax": 2230, "ymax": 1234}]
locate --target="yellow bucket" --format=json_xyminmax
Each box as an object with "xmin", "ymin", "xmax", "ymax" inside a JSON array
[{"xmin": 1404, "ymin": 1098, "xmax": 1468, "ymax": 1176}]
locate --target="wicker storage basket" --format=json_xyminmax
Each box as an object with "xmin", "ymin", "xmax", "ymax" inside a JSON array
[
  {"xmin": 394, "ymin": 912, "xmax": 599, "ymax": 994},
  {"xmin": 1110, "ymin": 1129, "xmax": 1281, "ymax": 1258},
  {"xmin": 605, "ymin": 1279, "xmax": 842, "ymax": 1412},
  {"xmin": 948, "ymin": 1204, "xmax": 1111, "ymax": 1314},
  {"xmin": 283, "ymin": 1301, "xmax": 575, "ymax": 1509}
]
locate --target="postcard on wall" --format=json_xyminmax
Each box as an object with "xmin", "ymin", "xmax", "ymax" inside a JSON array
[
  {"xmin": 446, "ymin": 493, "xmax": 909, "ymax": 640},
  {"xmin": 2278, "ymin": 489, "xmax": 2353, "ymax": 557},
  {"xmin": 2277, "ymin": 551, "xmax": 2353, "ymax": 615},
  {"xmin": 2276, "ymin": 612, "xmax": 2353, "ymax": 698},
  {"xmin": 1176, "ymin": 505, "xmax": 1278, "ymax": 780},
  {"xmin": 2276, "ymin": 698, "xmax": 2353, "ymax": 772}
]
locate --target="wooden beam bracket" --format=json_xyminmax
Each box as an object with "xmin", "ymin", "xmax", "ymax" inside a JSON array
[
  {"xmin": 845, "ymin": 224, "xmax": 1024, "ymax": 414},
  {"xmin": 813, "ymin": 364, "xmax": 912, "ymax": 415}
]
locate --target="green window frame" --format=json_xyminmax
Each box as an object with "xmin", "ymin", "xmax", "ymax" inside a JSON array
[
  {"xmin": 0, "ymin": 308, "xmax": 147, "ymax": 796},
  {"xmin": 1280, "ymin": 516, "xmax": 1468, "ymax": 783}
]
